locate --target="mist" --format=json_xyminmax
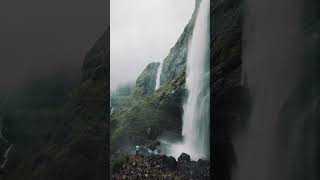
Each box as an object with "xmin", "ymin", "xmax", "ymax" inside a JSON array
[
  {"xmin": 236, "ymin": 0, "xmax": 320, "ymax": 179},
  {"xmin": 0, "ymin": 0, "xmax": 108, "ymax": 94},
  {"xmin": 110, "ymin": 0, "xmax": 194, "ymax": 91}
]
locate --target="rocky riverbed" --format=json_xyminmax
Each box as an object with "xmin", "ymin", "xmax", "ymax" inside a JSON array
[{"xmin": 112, "ymin": 153, "xmax": 210, "ymax": 180}]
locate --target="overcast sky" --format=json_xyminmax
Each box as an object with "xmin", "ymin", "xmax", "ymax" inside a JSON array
[
  {"xmin": 111, "ymin": 0, "xmax": 195, "ymax": 91},
  {"xmin": 0, "ymin": 0, "xmax": 108, "ymax": 94}
]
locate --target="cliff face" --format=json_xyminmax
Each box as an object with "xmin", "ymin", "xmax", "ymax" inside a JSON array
[
  {"xmin": 134, "ymin": 62, "xmax": 160, "ymax": 96},
  {"xmin": 159, "ymin": 22, "xmax": 192, "ymax": 85},
  {"xmin": 211, "ymin": 0, "xmax": 246, "ymax": 179},
  {"xmin": 160, "ymin": 0, "xmax": 200, "ymax": 85},
  {"xmin": 5, "ymin": 29, "xmax": 109, "ymax": 180},
  {"xmin": 211, "ymin": 1, "xmax": 320, "ymax": 179},
  {"xmin": 82, "ymin": 30, "xmax": 108, "ymax": 82}
]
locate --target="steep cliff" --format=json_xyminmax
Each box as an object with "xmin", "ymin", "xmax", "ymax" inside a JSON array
[
  {"xmin": 211, "ymin": 0, "xmax": 246, "ymax": 179},
  {"xmin": 134, "ymin": 62, "xmax": 160, "ymax": 96},
  {"xmin": 160, "ymin": 0, "xmax": 200, "ymax": 85},
  {"xmin": 82, "ymin": 30, "xmax": 108, "ymax": 82},
  {"xmin": 211, "ymin": 1, "xmax": 320, "ymax": 179}
]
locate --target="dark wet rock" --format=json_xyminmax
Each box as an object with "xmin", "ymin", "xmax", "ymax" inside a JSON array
[
  {"xmin": 211, "ymin": 0, "xmax": 245, "ymax": 180},
  {"xmin": 112, "ymin": 154, "xmax": 209, "ymax": 180},
  {"xmin": 166, "ymin": 156, "xmax": 178, "ymax": 170},
  {"xmin": 178, "ymin": 153, "xmax": 191, "ymax": 163}
]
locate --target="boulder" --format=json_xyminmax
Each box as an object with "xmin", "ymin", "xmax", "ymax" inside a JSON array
[
  {"xmin": 178, "ymin": 153, "xmax": 191, "ymax": 163},
  {"xmin": 166, "ymin": 156, "xmax": 178, "ymax": 170}
]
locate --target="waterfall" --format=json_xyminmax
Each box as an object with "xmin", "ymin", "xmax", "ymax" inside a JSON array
[
  {"xmin": 168, "ymin": 0, "xmax": 210, "ymax": 160},
  {"xmin": 1, "ymin": 145, "xmax": 12, "ymax": 168},
  {"xmin": 155, "ymin": 62, "xmax": 162, "ymax": 90},
  {"xmin": 235, "ymin": 0, "xmax": 320, "ymax": 179}
]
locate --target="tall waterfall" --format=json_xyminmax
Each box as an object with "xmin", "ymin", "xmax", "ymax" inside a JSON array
[
  {"xmin": 155, "ymin": 62, "xmax": 162, "ymax": 90},
  {"xmin": 235, "ymin": 0, "xmax": 320, "ymax": 179},
  {"xmin": 168, "ymin": 0, "xmax": 210, "ymax": 160}
]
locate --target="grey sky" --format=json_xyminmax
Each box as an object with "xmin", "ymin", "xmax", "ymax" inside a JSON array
[{"xmin": 111, "ymin": 0, "xmax": 195, "ymax": 91}]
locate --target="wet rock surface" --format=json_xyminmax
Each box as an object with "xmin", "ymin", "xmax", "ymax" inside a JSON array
[
  {"xmin": 112, "ymin": 154, "xmax": 210, "ymax": 180},
  {"xmin": 178, "ymin": 153, "xmax": 191, "ymax": 163},
  {"xmin": 211, "ymin": 0, "xmax": 244, "ymax": 179}
]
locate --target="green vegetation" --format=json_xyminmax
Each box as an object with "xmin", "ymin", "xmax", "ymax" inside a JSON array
[
  {"xmin": 110, "ymin": 70, "xmax": 186, "ymax": 156},
  {"xmin": 111, "ymin": 152, "xmax": 129, "ymax": 173}
]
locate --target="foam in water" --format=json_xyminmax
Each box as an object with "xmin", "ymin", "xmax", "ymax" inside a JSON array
[{"xmin": 166, "ymin": 0, "xmax": 210, "ymax": 161}]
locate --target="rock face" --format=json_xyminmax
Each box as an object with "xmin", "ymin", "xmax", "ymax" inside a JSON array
[
  {"xmin": 160, "ymin": 0, "xmax": 200, "ymax": 85},
  {"xmin": 134, "ymin": 62, "xmax": 160, "ymax": 96},
  {"xmin": 211, "ymin": 0, "xmax": 246, "ymax": 180},
  {"xmin": 82, "ymin": 30, "xmax": 108, "ymax": 81},
  {"xmin": 159, "ymin": 23, "xmax": 191, "ymax": 85},
  {"xmin": 211, "ymin": 1, "xmax": 320, "ymax": 179}
]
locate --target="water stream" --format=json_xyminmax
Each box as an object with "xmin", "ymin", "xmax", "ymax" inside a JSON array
[{"xmin": 155, "ymin": 62, "xmax": 162, "ymax": 90}]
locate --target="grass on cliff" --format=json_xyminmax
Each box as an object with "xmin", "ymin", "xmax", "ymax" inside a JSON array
[{"xmin": 111, "ymin": 72, "xmax": 185, "ymax": 154}]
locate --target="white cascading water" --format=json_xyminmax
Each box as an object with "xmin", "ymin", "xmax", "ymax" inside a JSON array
[
  {"xmin": 167, "ymin": 0, "xmax": 210, "ymax": 160},
  {"xmin": 155, "ymin": 62, "xmax": 162, "ymax": 90}
]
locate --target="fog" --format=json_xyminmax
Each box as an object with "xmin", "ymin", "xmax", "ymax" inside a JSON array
[
  {"xmin": 0, "ymin": 0, "xmax": 108, "ymax": 94},
  {"xmin": 110, "ymin": 0, "xmax": 195, "ymax": 91},
  {"xmin": 235, "ymin": 0, "xmax": 320, "ymax": 179}
]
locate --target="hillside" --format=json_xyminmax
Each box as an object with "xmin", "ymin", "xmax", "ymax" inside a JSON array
[{"xmin": 1, "ymin": 29, "xmax": 109, "ymax": 180}]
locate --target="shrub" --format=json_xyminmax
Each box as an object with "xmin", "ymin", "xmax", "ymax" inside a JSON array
[{"xmin": 111, "ymin": 153, "xmax": 129, "ymax": 173}]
